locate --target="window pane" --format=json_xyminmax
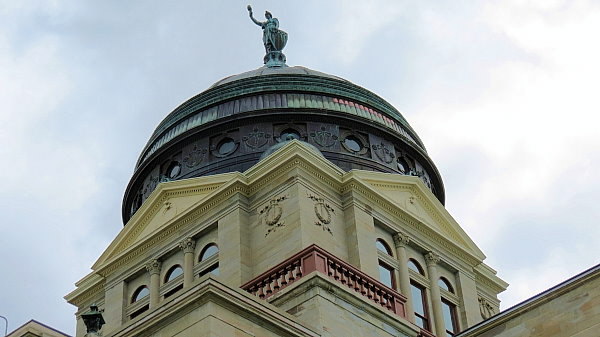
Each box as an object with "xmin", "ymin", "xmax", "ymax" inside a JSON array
[
  {"xmin": 408, "ymin": 259, "xmax": 424, "ymax": 275},
  {"xmin": 378, "ymin": 263, "xmax": 393, "ymax": 288},
  {"xmin": 415, "ymin": 316, "xmax": 426, "ymax": 329},
  {"xmin": 442, "ymin": 300, "xmax": 457, "ymax": 335},
  {"xmin": 376, "ymin": 240, "xmax": 392, "ymax": 255},
  {"xmin": 439, "ymin": 278, "xmax": 453, "ymax": 293},
  {"xmin": 166, "ymin": 266, "xmax": 183, "ymax": 282},
  {"xmin": 411, "ymin": 284, "xmax": 425, "ymax": 315},
  {"xmin": 132, "ymin": 286, "xmax": 149, "ymax": 303},
  {"xmin": 201, "ymin": 244, "xmax": 219, "ymax": 261}
]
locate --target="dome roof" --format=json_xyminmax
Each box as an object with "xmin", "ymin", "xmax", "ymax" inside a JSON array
[
  {"xmin": 210, "ymin": 66, "xmax": 348, "ymax": 87},
  {"xmin": 123, "ymin": 65, "xmax": 445, "ymax": 224}
]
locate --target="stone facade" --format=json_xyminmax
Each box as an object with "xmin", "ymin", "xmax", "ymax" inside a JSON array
[{"xmin": 65, "ymin": 141, "xmax": 507, "ymax": 337}]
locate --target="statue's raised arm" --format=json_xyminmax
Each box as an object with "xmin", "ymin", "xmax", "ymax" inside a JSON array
[
  {"xmin": 247, "ymin": 5, "xmax": 288, "ymax": 68},
  {"xmin": 247, "ymin": 5, "xmax": 264, "ymax": 27}
]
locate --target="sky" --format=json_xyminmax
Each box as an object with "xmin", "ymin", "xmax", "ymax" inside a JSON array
[{"xmin": 1, "ymin": 0, "xmax": 599, "ymax": 334}]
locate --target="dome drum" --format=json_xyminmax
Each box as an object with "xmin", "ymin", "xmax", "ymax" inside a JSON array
[
  {"xmin": 124, "ymin": 111, "xmax": 443, "ymax": 223},
  {"xmin": 123, "ymin": 66, "xmax": 445, "ymax": 224}
]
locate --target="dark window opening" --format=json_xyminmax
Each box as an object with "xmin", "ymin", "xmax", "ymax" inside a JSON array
[
  {"xmin": 199, "ymin": 263, "xmax": 219, "ymax": 277},
  {"xmin": 164, "ymin": 284, "xmax": 183, "ymax": 299},
  {"xmin": 129, "ymin": 304, "xmax": 149, "ymax": 319}
]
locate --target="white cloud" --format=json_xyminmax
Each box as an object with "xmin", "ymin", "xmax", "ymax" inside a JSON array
[{"xmin": 331, "ymin": 0, "xmax": 406, "ymax": 64}]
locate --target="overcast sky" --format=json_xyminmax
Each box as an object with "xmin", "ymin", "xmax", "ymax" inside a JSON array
[{"xmin": 1, "ymin": 0, "xmax": 599, "ymax": 334}]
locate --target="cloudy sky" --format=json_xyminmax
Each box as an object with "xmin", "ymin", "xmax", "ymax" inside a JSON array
[{"xmin": 1, "ymin": 0, "xmax": 599, "ymax": 334}]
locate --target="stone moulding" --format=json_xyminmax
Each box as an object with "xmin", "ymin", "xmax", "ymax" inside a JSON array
[
  {"xmin": 241, "ymin": 244, "xmax": 408, "ymax": 319},
  {"xmin": 109, "ymin": 276, "xmax": 321, "ymax": 337}
]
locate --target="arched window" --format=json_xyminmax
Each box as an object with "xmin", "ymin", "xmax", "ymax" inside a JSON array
[
  {"xmin": 439, "ymin": 277, "xmax": 454, "ymax": 293},
  {"xmin": 199, "ymin": 243, "xmax": 219, "ymax": 277},
  {"xmin": 164, "ymin": 265, "xmax": 183, "ymax": 283},
  {"xmin": 131, "ymin": 286, "xmax": 149, "ymax": 303},
  {"xmin": 375, "ymin": 239, "xmax": 393, "ymax": 256},
  {"xmin": 199, "ymin": 243, "xmax": 219, "ymax": 261},
  {"xmin": 408, "ymin": 259, "xmax": 425, "ymax": 276}
]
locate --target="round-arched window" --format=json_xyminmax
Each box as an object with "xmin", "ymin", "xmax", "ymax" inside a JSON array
[
  {"xmin": 376, "ymin": 239, "xmax": 393, "ymax": 256},
  {"xmin": 200, "ymin": 243, "xmax": 219, "ymax": 261},
  {"xmin": 217, "ymin": 138, "xmax": 236, "ymax": 156},
  {"xmin": 131, "ymin": 286, "xmax": 149, "ymax": 303},
  {"xmin": 439, "ymin": 277, "xmax": 454, "ymax": 293},
  {"xmin": 408, "ymin": 259, "xmax": 425, "ymax": 276},
  {"xmin": 164, "ymin": 265, "xmax": 183, "ymax": 283},
  {"xmin": 280, "ymin": 128, "xmax": 301, "ymax": 141}
]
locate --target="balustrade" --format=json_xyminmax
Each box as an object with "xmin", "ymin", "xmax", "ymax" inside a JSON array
[{"xmin": 241, "ymin": 244, "xmax": 407, "ymax": 319}]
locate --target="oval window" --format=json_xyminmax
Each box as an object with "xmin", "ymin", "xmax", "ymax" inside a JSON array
[
  {"xmin": 217, "ymin": 138, "xmax": 236, "ymax": 155},
  {"xmin": 343, "ymin": 135, "xmax": 362, "ymax": 153},
  {"xmin": 168, "ymin": 161, "xmax": 181, "ymax": 179}
]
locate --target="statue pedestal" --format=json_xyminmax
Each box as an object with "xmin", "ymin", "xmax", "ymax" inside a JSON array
[{"xmin": 264, "ymin": 51, "xmax": 287, "ymax": 68}]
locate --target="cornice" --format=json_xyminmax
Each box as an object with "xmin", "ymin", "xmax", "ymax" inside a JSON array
[
  {"xmin": 96, "ymin": 182, "xmax": 248, "ymax": 277},
  {"xmin": 64, "ymin": 276, "xmax": 105, "ymax": 308},
  {"xmin": 460, "ymin": 264, "xmax": 600, "ymax": 337},
  {"xmin": 339, "ymin": 176, "xmax": 483, "ymax": 267},
  {"xmin": 94, "ymin": 175, "xmax": 237, "ymax": 270},
  {"xmin": 109, "ymin": 276, "xmax": 320, "ymax": 337}
]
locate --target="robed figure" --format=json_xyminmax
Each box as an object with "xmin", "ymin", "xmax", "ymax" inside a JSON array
[{"xmin": 248, "ymin": 5, "xmax": 288, "ymax": 67}]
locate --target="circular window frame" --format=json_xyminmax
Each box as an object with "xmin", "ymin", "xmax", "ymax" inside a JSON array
[
  {"xmin": 211, "ymin": 135, "xmax": 239, "ymax": 158},
  {"xmin": 166, "ymin": 161, "xmax": 182, "ymax": 179},
  {"xmin": 340, "ymin": 131, "xmax": 368, "ymax": 155}
]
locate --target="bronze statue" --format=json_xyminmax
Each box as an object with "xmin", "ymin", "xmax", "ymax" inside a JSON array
[{"xmin": 248, "ymin": 5, "xmax": 288, "ymax": 67}]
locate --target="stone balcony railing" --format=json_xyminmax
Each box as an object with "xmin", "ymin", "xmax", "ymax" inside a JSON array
[{"xmin": 241, "ymin": 244, "xmax": 407, "ymax": 319}]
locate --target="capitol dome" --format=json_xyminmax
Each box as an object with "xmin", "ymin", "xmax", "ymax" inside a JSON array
[{"xmin": 123, "ymin": 65, "xmax": 445, "ymax": 224}]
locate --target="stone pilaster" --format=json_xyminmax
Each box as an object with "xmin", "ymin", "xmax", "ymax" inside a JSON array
[
  {"xmin": 179, "ymin": 237, "xmax": 196, "ymax": 288},
  {"xmin": 145, "ymin": 259, "xmax": 161, "ymax": 309},
  {"xmin": 425, "ymin": 252, "xmax": 446, "ymax": 336},
  {"xmin": 393, "ymin": 232, "xmax": 415, "ymax": 323}
]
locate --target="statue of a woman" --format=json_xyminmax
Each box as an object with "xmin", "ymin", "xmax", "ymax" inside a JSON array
[{"xmin": 247, "ymin": 5, "xmax": 287, "ymax": 54}]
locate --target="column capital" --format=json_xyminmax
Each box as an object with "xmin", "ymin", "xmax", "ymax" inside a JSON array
[
  {"xmin": 425, "ymin": 251, "xmax": 440, "ymax": 266},
  {"xmin": 145, "ymin": 259, "xmax": 162, "ymax": 275},
  {"xmin": 393, "ymin": 232, "xmax": 410, "ymax": 247},
  {"xmin": 178, "ymin": 237, "xmax": 196, "ymax": 254}
]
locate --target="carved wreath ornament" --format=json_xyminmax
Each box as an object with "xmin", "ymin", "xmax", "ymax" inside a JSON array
[
  {"xmin": 308, "ymin": 194, "xmax": 334, "ymax": 235},
  {"xmin": 259, "ymin": 195, "xmax": 288, "ymax": 236}
]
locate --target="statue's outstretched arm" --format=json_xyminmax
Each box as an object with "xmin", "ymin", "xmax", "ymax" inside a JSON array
[{"xmin": 247, "ymin": 5, "xmax": 264, "ymax": 27}]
